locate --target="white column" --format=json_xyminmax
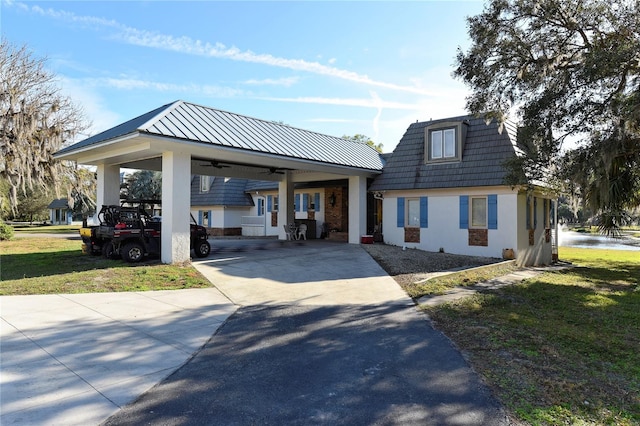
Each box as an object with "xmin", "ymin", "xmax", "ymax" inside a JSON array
[
  {"xmin": 277, "ymin": 172, "xmax": 295, "ymax": 240},
  {"xmin": 348, "ymin": 175, "xmax": 367, "ymax": 244},
  {"xmin": 96, "ymin": 164, "xmax": 121, "ymax": 210},
  {"xmin": 161, "ymin": 151, "xmax": 191, "ymax": 264}
]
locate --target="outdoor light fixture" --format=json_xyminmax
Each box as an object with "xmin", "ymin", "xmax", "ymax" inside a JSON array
[{"xmin": 329, "ymin": 192, "xmax": 336, "ymax": 207}]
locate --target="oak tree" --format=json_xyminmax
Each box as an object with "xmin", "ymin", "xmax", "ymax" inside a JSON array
[
  {"xmin": 454, "ymin": 0, "xmax": 640, "ymax": 233},
  {"xmin": 0, "ymin": 39, "xmax": 87, "ymax": 217}
]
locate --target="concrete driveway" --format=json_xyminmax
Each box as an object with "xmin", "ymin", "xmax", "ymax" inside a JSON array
[{"xmin": 1, "ymin": 239, "xmax": 508, "ymax": 425}]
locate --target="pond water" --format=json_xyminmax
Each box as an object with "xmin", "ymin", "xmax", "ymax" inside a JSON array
[{"xmin": 558, "ymin": 227, "xmax": 640, "ymax": 251}]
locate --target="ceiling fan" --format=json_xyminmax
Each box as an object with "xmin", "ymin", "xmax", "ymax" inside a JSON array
[
  {"xmin": 263, "ymin": 167, "xmax": 285, "ymax": 175},
  {"xmin": 201, "ymin": 161, "xmax": 230, "ymax": 169}
]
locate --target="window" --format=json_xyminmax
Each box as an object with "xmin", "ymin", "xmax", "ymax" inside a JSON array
[
  {"xmin": 431, "ymin": 128, "xmax": 456, "ymax": 159},
  {"xmin": 274, "ymin": 196, "xmax": 279, "ymax": 212},
  {"xmin": 200, "ymin": 176, "xmax": 210, "ymax": 192},
  {"xmin": 471, "ymin": 197, "xmax": 487, "ymax": 228},
  {"xmin": 257, "ymin": 198, "xmax": 265, "ymax": 216},
  {"xmin": 407, "ymin": 199, "xmax": 420, "ymax": 227},
  {"xmin": 425, "ymin": 121, "xmax": 467, "ymax": 163},
  {"xmin": 397, "ymin": 197, "xmax": 428, "ymax": 228}
]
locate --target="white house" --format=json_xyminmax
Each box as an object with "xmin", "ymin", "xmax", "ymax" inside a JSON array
[
  {"xmin": 368, "ymin": 115, "xmax": 557, "ymax": 266},
  {"xmin": 53, "ymin": 100, "xmax": 556, "ymax": 265}
]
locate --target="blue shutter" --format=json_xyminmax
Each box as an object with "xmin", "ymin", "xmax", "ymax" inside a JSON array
[
  {"xmin": 314, "ymin": 193, "xmax": 320, "ymax": 211},
  {"xmin": 459, "ymin": 196, "xmax": 469, "ymax": 229},
  {"xmin": 420, "ymin": 197, "xmax": 428, "ymax": 228},
  {"xmin": 303, "ymin": 193, "xmax": 309, "ymax": 212},
  {"xmin": 534, "ymin": 197, "xmax": 538, "ymax": 229},
  {"xmin": 295, "ymin": 193, "xmax": 300, "ymax": 212},
  {"xmin": 397, "ymin": 197, "xmax": 405, "ymax": 228},
  {"xmin": 488, "ymin": 194, "xmax": 498, "ymax": 229},
  {"xmin": 198, "ymin": 210, "xmax": 203, "ymax": 225},
  {"xmin": 208, "ymin": 210, "xmax": 212, "ymax": 227},
  {"xmin": 257, "ymin": 199, "xmax": 264, "ymax": 216},
  {"xmin": 267, "ymin": 195, "xmax": 272, "ymax": 213}
]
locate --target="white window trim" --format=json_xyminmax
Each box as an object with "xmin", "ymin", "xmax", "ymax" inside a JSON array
[
  {"xmin": 200, "ymin": 176, "xmax": 210, "ymax": 193},
  {"xmin": 406, "ymin": 198, "xmax": 420, "ymax": 228},
  {"xmin": 470, "ymin": 196, "xmax": 488, "ymax": 229}
]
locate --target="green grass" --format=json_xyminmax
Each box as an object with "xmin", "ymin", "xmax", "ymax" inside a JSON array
[
  {"xmin": 423, "ymin": 247, "xmax": 640, "ymax": 425},
  {"xmin": 401, "ymin": 261, "xmax": 519, "ymax": 298},
  {"xmin": 0, "ymin": 236, "xmax": 212, "ymax": 295},
  {"xmin": 11, "ymin": 224, "xmax": 81, "ymax": 234}
]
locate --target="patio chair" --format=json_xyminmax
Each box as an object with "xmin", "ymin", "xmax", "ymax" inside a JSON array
[
  {"xmin": 297, "ymin": 223, "xmax": 307, "ymax": 240},
  {"xmin": 284, "ymin": 224, "xmax": 296, "ymax": 240}
]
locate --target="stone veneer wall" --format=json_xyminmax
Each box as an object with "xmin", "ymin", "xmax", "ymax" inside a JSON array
[
  {"xmin": 324, "ymin": 187, "xmax": 348, "ymax": 233},
  {"xmin": 468, "ymin": 228, "xmax": 488, "ymax": 246},
  {"xmin": 208, "ymin": 227, "xmax": 242, "ymax": 237},
  {"xmin": 404, "ymin": 227, "xmax": 420, "ymax": 243}
]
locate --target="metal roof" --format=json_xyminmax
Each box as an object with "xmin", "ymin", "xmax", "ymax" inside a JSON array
[
  {"xmin": 369, "ymin": 115, "xmax": 520, "ymax": 191},
  {"xmin": 56, "ymin": 100, "xmax": 384, "ymax": 172}
]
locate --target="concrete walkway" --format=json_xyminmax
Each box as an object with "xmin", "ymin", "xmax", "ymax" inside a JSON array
[{"xmin": 0, "ymin": 289, "xmax": 237, "ymax": 425}]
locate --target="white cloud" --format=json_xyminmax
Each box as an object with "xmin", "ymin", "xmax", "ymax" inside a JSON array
[
  {"xmin": 243, "ymin": 77, "xmax": 299, "ymax": 87},
  {"xmin": 80, "ymin": 77, "xmax": 246, "ymax": 98},
  {"xmin": 15, "ymin": 1, "xmax": 435, "ymax": 96},
  {"xmin": 59, "ymin": 77, "xmax": 121, "ymax": 138},
  {"xmin": 260, "ymin": 96, "xmax": 419, "ymax": 110}
]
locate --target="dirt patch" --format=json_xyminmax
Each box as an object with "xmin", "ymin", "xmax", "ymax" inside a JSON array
[{"xmin": 362, "ymin": 243, "xmax": 501, "ymax": 287}]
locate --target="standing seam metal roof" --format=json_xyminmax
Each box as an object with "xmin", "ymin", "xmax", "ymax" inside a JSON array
[{"xmin": 56, "ymin": 100, "xmax": 384, "ymax": 171}]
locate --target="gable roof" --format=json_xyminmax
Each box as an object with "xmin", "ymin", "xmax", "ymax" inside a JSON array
[
  {"xmin": 47, "ymin": 198, "xmax": 69, "ymax": 209},
  {"xmin": 369, "ymin": 115, "xmax": 520, "ymax": 192},
  {"xmin": 56, "ymin": 100, "xmax": 384, "ymax": 172}
]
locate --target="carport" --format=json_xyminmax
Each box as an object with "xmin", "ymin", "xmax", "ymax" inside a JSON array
[{"xmin": 54, "ymin": 100, "xmax": 383, "ymax": 264}]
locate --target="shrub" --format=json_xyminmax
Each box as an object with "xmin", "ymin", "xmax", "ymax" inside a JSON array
[{"xmin": 0, "ymin": 220, "xmax": 14, "ymax": 241}]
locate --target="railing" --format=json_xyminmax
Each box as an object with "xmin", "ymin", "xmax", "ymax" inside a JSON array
[{"xmin": 241, "ymin": 216, "xmax": 266, "ymax": 236}]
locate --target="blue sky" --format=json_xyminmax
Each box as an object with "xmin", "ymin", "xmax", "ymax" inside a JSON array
[{"xmin": 2, "ymin": 0, "xmax": 484, "ymax": 153}]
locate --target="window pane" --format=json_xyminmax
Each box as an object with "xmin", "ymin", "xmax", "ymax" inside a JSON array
[
  {"xmin": 407, "ymin": 199, "xmax": 420, "ymax": 227},
  {"xmin": 200, "ymin": 176, "xmax": 209, "ymax": 192},
  {"xmin": 431, "ymin": 130, "xmax": 442, "ymax": 159},
  {"xmin": 444, "ymin": 129, "xmax": 456, "ymax": 157},
  {"xmin": 471, "ymin": 197, "xmax": 487, "ymax": 227}
]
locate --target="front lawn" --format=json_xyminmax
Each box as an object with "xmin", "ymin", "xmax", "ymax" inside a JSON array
[
  {"xmin": 424, "ymin": 247, "xmax": 640, "ymax": 425},
  {"xmin": 0, "ymin": 236, "xmax": 212, "ymax": 295}
]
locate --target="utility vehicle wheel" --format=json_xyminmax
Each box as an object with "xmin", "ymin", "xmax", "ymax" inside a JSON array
[
  {"xmin": 102, "ymin": 242, "xmax": 117, "ymax": 259},
  {"xmin": 122, "ymin": 242, "xmax": 144, "ymax": 263},
  {"xmin": 194, "ymin": 240, "xmax": 211, "ymax": 258}
]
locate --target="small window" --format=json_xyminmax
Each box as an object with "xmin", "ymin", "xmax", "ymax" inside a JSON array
[
  {"xmin": 257, "ymin": 199, "xmax": 265, "ymax": 216},
  {"xmin": 406, "ymin": 198, "xmax": 420, "ymax": 227},
  {"xmin": 200, "ymin": 176, "xmax": 210, "ymax": 193},
  {"xmin": 425, "ymin": 121, "xmax": 467, "ymax": 164},
  {"xmin": 470, "ymin": 196, "xmax": 487, "ymax": 228},
  {"xmin": 430, "ymin": 128, "xmax": 456, "ymax": 160},
  {"xmin": 274, "ymin": 196, "xmax": 279, "ymax": 212}
]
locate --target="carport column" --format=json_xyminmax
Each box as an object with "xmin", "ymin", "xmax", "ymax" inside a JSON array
[
  {"xmin": 161, "ymin": 151, "xmax": 191, "ymax": 264},
  {"xmin": 96, "ymin": 164, "xmax": 121, "ymax": 209},
  {"xmin": 277, "ymin": 172, "xmax": 295, "ymax": 240},
  {"xmin": 348, "ymin": 175, "xmax": 367, "ymax": 244}
]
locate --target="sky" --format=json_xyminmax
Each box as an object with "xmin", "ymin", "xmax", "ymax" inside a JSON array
[{"xmin": 1, "ymin": 0, "xmax": 485, "ymax": 153}]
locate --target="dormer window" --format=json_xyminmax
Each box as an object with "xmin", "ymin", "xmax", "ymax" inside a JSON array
[
  {"xmin": 431, "ymin": 128, "xmax": 456, "ymax": 159},
  {"xmin": 200, "ymin": 175, "xmax": 210, "ymax": 193},
  {"xmin": 424, "ymin": 120, "xmax": 467, "ymax": 163}
]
